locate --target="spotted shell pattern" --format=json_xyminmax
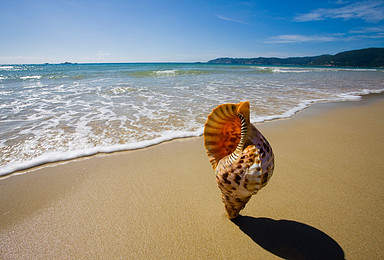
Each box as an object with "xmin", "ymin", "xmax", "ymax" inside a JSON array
[{"xmin": 204, "ymin": 101, "xmax": 274, "ymax": 219}]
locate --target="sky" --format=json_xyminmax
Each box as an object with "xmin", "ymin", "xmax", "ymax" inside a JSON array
[{"xmin": 0, "ymin": 0, "xmax": 383, "ymax": 63}]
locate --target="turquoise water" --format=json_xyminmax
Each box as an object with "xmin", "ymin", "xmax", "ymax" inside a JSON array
[{"xmin": 1, "ymin": 63, "xmax": 383, "ymax": 176}]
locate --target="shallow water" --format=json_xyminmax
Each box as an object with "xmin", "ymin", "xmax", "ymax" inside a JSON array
[{"xmin": 1, "ymin": 63, "xmax": 383, "ymax": 175}]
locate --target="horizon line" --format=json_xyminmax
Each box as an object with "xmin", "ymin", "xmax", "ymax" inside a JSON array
[{"xmin": 1, "ymin": 46, "xmax": 382, "ymax": 65}]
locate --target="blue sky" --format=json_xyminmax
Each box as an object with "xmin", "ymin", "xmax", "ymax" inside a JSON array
[{"xmin": 0, "ymin": 0, "xmax": 383, "ymax": 63}]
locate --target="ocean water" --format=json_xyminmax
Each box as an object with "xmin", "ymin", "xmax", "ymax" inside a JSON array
[{"xmin": 1, "ymin": 63, "xmax": 383, "ymax": 176}]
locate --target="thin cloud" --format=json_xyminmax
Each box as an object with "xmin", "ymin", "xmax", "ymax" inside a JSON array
[
  {"xmin": 335, "ymin": 0, "xmax": 350, "ymax": 4},
  {"xmin": 348, "ymin": 25, "xmax": 384, "ymax": 39},
  {"xmin": 294, "ymin": 1, "xmax": 384, "ymax": 23},
  {"xmin": 266, "ymin": 30, "xmax": 384, "ymax": 44},
  {"xmin": 359, "ymin": 33, "xmax": 384, "ymax": 38},
  {"xmin": 349, "ymin": 25, "xmax": 384, "ymax": 33},
  {"xmin": 265, "ymin": 34, "xmax": 339, "ymax": 43},
  {"xmin": 215, "ymin": 15, "xmax": 249, "ymax": 25}
]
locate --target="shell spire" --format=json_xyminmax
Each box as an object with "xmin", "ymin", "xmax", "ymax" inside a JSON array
[{"xmin": 204, "ymin": 101, "xmax": 274, "ymax": 219}]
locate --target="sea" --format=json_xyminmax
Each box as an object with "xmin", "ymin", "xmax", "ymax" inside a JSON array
[{"xmin": 1, "ymin": 63, "xmax": 383, "ymax": 176}]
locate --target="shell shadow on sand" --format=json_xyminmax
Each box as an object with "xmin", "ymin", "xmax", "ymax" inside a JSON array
[{"xmin": 232, "ymin": 216, "xmax": 345, "ymax": 260}]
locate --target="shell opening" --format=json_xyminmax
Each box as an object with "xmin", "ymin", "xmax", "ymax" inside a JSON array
[{"xmin": 203, "ymin": 101, "xmax": 250, "ymax": 169}]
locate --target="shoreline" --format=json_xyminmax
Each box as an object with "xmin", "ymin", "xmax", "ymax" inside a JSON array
[
  {"xmin": 1, "ymin": 91, "xmax": 383, "ymax": 180},
  {"xmin": 1, "ymin": 93, "xmax": 384, "ymax": 259}
]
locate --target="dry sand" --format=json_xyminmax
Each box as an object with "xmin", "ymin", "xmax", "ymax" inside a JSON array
[{"xmin": 1, "ymin": 94, "xmax": 384, "ymax": 259}]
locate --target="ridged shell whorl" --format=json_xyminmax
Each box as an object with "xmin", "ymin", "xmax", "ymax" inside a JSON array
[
  {"xmin": 203, "ymin": 101, "xmax": 275, "ymax": 219},
  {"xmin": 203, "ymin": 102, "xmax": 249, "ymax": 170}
]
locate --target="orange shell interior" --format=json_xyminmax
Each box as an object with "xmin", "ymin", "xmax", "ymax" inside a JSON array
[{"xmin": 203, "ymin": 103, "xmax": 243, "ymax": 169}]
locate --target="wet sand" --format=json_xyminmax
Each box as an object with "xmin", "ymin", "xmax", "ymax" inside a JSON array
[{"xmin": 1, "ymin": 94, "xmax": 384, "ymax": 259}]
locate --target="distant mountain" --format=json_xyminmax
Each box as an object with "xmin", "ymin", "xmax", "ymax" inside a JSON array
[{"xmin": 207, "ymin": 48, "xmax": 384, "ymax": 68}]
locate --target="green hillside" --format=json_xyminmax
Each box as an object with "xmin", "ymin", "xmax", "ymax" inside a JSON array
[{"xmin": 208, "ymin": 48, "xmax": 384, "ymax": 68}]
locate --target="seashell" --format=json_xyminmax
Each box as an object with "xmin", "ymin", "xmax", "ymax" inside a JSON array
[{"xmin": 204, "ymin": 101, "xmax": 274, "ymax": 219}]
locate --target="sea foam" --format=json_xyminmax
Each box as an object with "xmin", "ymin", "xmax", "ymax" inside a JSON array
[
  {"xmin": 0, "ymin": 129, "xmax": 203, "ymax": 177},
  {"xmin": 20, "ymin": 75, "xmax": 42, "ymax": 80},
  {"xmin": 1, "ymin": 63, "xmax": 383, "ymax": 177}
]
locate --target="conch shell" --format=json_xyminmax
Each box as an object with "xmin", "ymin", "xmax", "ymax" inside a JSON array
[{"xmin": 204, "ymin": 101, "xmax": 274, "ymax": 219}]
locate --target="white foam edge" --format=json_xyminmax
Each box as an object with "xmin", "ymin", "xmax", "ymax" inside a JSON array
[
  {"xmin": 1, "ymin": 88, "xmax": 383, "ymax": 178},
  {"xmin": 154, "ymin": 69, "xmax": 177, "ymax": 75},
  {"xmin": 251, "ymin": 88, "xmax": 384, "ymax": 123},
  {"xmin": 0, "ymin": 66, "xmax": 15, "ymax": 70},
  {"xmin": 0, "ymin": 129, "xmax": 203, "ymax": 178},
  {"xmin": 20, "ymin": 75, "xmax": 42, "ymax": 80}
]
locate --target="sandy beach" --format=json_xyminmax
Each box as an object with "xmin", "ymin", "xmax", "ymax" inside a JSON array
[{"xmin": 1, "ymin": 94, "xmax": 384, "ymax": 259}]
